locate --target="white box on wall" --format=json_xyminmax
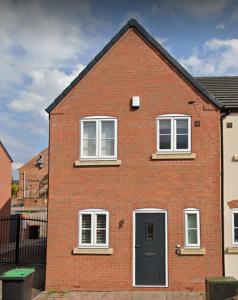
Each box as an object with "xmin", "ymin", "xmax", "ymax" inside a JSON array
[{"xmin": 132, "ymin": 96, "xmax": 140, "ymax": 108}]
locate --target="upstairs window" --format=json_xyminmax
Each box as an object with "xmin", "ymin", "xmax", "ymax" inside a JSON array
[
  {"xmin": 80, "ymin": 117, "xmax": 117, "ymax": 159},
  {"xmin": 79, "ymin": 209, "xmax": 109, "ymax": 248},
  {"xmin": 157, "ymin": 115, "xmax": 191, "ymax": 152},
  {"xmin": 232, "ymin": 210, "xmax": 238, "ymax": 245},
  {"xmin": 184, "ymin": 208, "xmax": 200, "ymax": 248}
]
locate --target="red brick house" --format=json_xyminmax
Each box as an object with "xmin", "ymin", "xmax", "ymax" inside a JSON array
[
  {"xmin": 0, "ymin": 140, "xmax": 13, "ymax": 216},
  {"xmin": 15, "ymin": 148, "xmax": 48, "ymax": 208},
  {"xmin": 45, "ymin": 19, "xmax": 223, "ymax": 292}
]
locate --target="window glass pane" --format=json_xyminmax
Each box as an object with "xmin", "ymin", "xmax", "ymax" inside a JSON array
[
  {"xmin": 159, "ymin": 120, "xmax": 171, "ymax": 134},
  {"xmin": 83, "ymin": 139, "xmax": 96, "ymax": 156},
  {"xmin": 159, "ymin": 135, "xmax": 171, "ymax": 149},
  {"xmin": 83, "ymin": 121, "xmax": 96, "ymax": 139},
  {"xmin": 188, "ymin": 229, "xmax": 198, "ymax": 244},
  {"xmin": 187, "ymin": 214, "xmax": 197, "ymax": 229},
  {"xmin": 96, "ymin": 230, "xmax": 106, "ymax": 244},
  {"xmin": 234, "ymin": 213, "xmax": 238, "ymax": 227},
  {"xmin": 97, "ymin": 214, "xmax": 106, "ymax": 229},
  {"xmin": 101, "ymin": 121, "xmax": 114, "ymax": 139},
  {"xmin": 146, "ymin": 222, "xmax": 154, "ymax": 240},
  {"xmin": 82, "ymin": 230, "xmax": 91, "ymax": 243},
  {"xmin": 176, "ymin": 119, "xmax": 188, "ymax": 134},
  {"xmin": 101, "ymin": 139, "xmax": 114, "ymax": 156},
  {"xmin": 82, "ymin": 214, "xmax": 91, "ymax": 229},
  {"xmin": 234, "ymin": 228, "xmax": 238, "ymax": 243},
  {"xmin": 176, "ymin": 135, "xmax": 188, "ymax": 149}
]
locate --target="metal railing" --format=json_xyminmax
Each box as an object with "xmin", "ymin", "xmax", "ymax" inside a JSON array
[{"xmin": 0, "ymin": 215, "xmax": 47, "ymax": 264}]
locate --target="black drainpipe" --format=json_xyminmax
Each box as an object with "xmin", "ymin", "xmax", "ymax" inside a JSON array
[{"xmin": 220, "ymin": 109, "xmax": 230, "ymax": 276}]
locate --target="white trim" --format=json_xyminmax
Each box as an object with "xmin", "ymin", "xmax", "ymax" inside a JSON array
[
  {"xmin": 157, "ymin": 115, "xmax": 191, "ymax": 153},
  {"xmin": 132, "ymin": 208, "xmax": 168, "ymax": 288},
  {"xmin": 184, "ymin": 208, "xmax": 200, "ymax": 248},
  {"xmin": 232, "ymin": 210, "xmax": 238, "ymax": 246},
  {"xmin": 80, "ymin": 117, "xmax": 117, "ymax": 160},
  {"xmin": 82, "ymin": 116, "xmax": 115, "ymax": 119},
  {"xmin": 78, "ymin": 209, "xmax": 109, "ymax": 248},
  {"xmin": 158, "ymin": 114, "xmax": 189, "ymax": 117}
]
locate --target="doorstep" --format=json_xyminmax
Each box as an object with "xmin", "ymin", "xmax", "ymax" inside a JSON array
[{"xmin": 34, "ymin": 291, "xmax": 204, "ymax": 300}]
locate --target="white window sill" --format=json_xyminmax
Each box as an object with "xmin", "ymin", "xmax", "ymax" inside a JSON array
[
  {"xmin": 179, "ymin": 248, "xmax": 205, "ymax": 255},
  {"xmin": 72, "ymin": 248, "xmax": 113, "ymax": 255},
  {"xmin": 152, "ymin": 153, "xmax": 196, "ymax": 160},
  {"xmin": 226, "ymin": 247, "xmax": 238, "ymax": 254},
  {"xmin": 74, "ymin": 160, "xmax": 121, "ymax": 167}
]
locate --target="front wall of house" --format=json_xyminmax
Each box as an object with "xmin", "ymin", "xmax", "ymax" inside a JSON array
[
  {"xmin": 0, "ymin": 145, "xmax": 12, "ymax": 215},
  {"xmin": 46, "ymin": 29, "xmax": 222, "ymax": 291},
  {"xmin": 223, "ymin": 114, "xmax": 238, "ymax": 278}
]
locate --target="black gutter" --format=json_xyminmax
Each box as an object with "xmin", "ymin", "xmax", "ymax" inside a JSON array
[{"xmin": 220, "ymin": 109, "xmax": 230, "ymax": 276}]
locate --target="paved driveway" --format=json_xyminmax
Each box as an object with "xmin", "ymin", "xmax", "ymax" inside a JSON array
[{"xmin": 34, "ymin": 291, "xmax": 204, "ymax": 300}]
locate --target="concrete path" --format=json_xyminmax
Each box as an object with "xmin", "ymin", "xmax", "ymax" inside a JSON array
[{"xmin": 34, "ymin": 291, "xmax": 204, "ymax": 300}]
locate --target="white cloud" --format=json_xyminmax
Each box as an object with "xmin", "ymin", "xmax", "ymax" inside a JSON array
[
  {"xmin": 216, "ymin": 23, "xmax": 226, "ymax": 30},
  {"xmin": 180, "ymin": 38, "xmax": 238, "ymax": 75},
  {"xmin": 152, "ymin": 0, "xmax": 231, "ymax": 18},
  {"xmin": 8, "ymin": 64, "xmax": 84, "ymax": 118},
  {"xmin": 0, "ymin": 132, "xmax": 32, "ymax": 154},
  {"xmin": 0, "ymin": 0, "xmax": 110, "ymax": 178},
  {"xmin": 12, "ymin": 162, "xmax": 23, "ymax": 173}
]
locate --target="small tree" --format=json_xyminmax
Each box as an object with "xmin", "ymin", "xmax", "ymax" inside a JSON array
[{"xmin": 11, "ymin": 183, "xmax": 18, "ymax": 198}]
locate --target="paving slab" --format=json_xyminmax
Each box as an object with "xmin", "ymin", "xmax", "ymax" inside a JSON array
[{"xmin": 34, "ymin": 291, "xmax": 204, "ymax": 300}]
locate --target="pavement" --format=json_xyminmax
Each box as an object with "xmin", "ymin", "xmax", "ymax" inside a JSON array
[{"xmin": 34, "ymin": 291, "xmax": 205, "ymax": 300}]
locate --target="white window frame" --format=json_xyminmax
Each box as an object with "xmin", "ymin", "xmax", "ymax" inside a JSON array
[
  {"xmin": 184, "ymin": 208, "xmax": 200, "ymax": 248},
  {"xmin": 232, "ymin": 210, "xmax": 238, "ymax": 246},
  {"xmin": 157, "ymin": 114, "xmax": 191, "ymax": 153},
  {"xmin": 79, "ymin": 209, "xmax": 109, "ymax": 248},
  {"xmin": 80, "ymin": 116, "xmax": 117, "ymax": 160}
]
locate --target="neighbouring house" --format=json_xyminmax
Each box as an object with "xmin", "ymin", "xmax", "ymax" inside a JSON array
[
  {"xmin": 12, "ymin": 148, "xmax": 48, "ymax": 217},
  {"xmin": 0, "ymin": 140, "xmax": 13, "ymax": 216},
  {"xmin": 197, "ymin": 77, "xmax": 238, "ymax": 279},
  {"xmin": 45, "ymin": 19, "xmax": 223, "ymax": 292}
]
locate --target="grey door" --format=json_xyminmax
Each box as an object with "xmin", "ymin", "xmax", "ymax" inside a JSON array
[{"xmin": 135, "ymin": 212, "xmax": 166, "ymax": 286}]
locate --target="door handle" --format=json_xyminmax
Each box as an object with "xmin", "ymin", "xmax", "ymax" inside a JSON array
[{"xmin": 135, "ymin": 244, "xmax": 141, "ymax": 248}]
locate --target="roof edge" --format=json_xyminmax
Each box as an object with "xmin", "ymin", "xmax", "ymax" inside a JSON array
[
  {"xmin": 46, "ymin": 19, "xmax": 223, "ymax": 113},
  {"xmin": 18, "ymin": 147, "xmax": 48, "ymax": 170},
  {"xmin": 0, "ymin": 141, "xmax": 13, "ymax": 162}
]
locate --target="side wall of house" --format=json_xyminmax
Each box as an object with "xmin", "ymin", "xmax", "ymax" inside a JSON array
[
  {"xmin": 223, "ymin": 113, "xmax": 238, "ymax": 278},
  {"xmin": 46, "ymin": 29, "xmax": 222, "ymax": 291},
  {"xmin": 18, "ymin": 148, "xmax": 48, "ymax": 200},
  {"xmin": 0, "ymin": 145, "xmax": 12, "ymax": 215}
]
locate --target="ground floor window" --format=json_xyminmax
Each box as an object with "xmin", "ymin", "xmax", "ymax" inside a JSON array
[
  {"xmin": 79, "ymin": 209, "xmax": 109, "ymax": 248},
  {"xmin": 232, "ymin": 210, "xmax": 238, "ymax": 245},
  {"xmin": 184, "ymin": 208, "xmax": 200, "ymax": 248}
]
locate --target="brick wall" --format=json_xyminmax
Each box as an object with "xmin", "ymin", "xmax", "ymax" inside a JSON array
[
  {"xmin": 0, "ymin": 144, "xmax": 12, "ymax": 216},
  {"xmin": 46, "ymin": 28, "xmax": 222, "ymax": 291}
]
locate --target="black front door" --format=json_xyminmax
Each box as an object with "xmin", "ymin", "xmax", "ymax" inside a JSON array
[{"xmin": 135, "ymin": 212, "xmax": 166, "ymax": 286}]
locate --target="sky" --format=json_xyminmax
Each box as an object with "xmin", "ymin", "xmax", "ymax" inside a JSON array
[{"xmin": 1, "ymin": 0, "xmax": 238, "ymax": 178}]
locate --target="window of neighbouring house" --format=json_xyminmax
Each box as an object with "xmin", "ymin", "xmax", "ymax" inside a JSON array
[
  {"xmin": 80, "ymin": 117, "xmax": 117, "ymax": 160},
  {"xmin": 79, "ymin": 209, "xmax": 109, "ymax": 248},
  {"xmin": 184, "ymin": 208, "xmax": 200, "ymax": 248},
  {"xmin": 157, "ymin": 115, "xmax": 191, "ymax": 152},
  {"xmin": 232, "ymin": 210, "xmax": 238, "ymax": 245}
]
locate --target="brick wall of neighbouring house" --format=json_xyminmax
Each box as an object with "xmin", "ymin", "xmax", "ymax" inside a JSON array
[
  {"xmin": 0, "ymin": 144, "xmax": 12, "ymax": 216},
  {"xmin": 17, "ymin": 148, "xmax": 48, "ymax": 200},
  {"xmin": 46, "ymin": 28, "xmax": 222, "ymax": 292}
]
